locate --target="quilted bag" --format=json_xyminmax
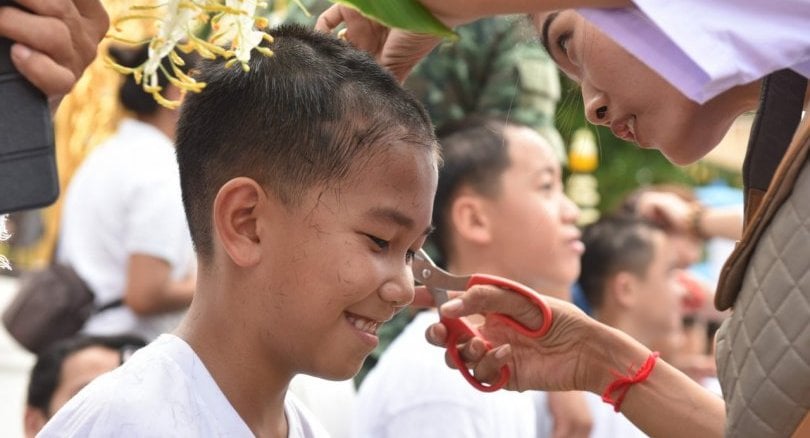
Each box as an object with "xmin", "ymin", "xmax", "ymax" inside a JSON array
[{"xmin": 714, "ymin": 70, "xmax": 810, "ymax": 437}]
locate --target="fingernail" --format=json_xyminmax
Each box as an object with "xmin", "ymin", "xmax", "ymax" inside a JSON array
[
  {"xmin": 495, "ymin": 344, "xmax": 511, "ymax": 360},
  {"xmin": 469, "ymin": 340, "xmax": 481, "ymax": 356},
  {"xmin": 442, "ymin": 298, "xmax": 462, "ymax": 313},
  {"xmin": 11, "ymin": 44, "xmax": 32, "ymax": 61}
]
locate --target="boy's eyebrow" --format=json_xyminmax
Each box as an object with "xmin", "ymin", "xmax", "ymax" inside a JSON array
[
  {"xmin": 535, "ymin": 166, "xmax": 558, "ymax": 177},
  {"xmin": 368, "ymin": 207, "xmax": 435, "ymax": 236},
  {"xmin": 541, "ymin": 12, "xmax": 561, "ymax": 64}
]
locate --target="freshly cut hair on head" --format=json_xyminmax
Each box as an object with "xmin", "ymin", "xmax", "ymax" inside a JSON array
[{"xmin": 176, "ymin": 24, "xmax": 437, "ymax": 260}]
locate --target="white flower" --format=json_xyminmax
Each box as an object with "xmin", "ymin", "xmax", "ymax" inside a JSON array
[
  {"xmin": 108, "ymin": 0, "xmax": 275, "ymax": 107},
  {"xmin": 217, "ymin": 0, "xmax": 267, "ymax": 65},
  {"xmin": 142, "ymin": 0, "xmax": 203, "ymax": 90}
]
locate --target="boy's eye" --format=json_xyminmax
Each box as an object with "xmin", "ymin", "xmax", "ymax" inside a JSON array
[
  {"xmin": 537, "ymin": 179, "xmax": 556, "ymax": 192},
  {"xmin": 366, "ymin": 234, "xmax": 418, "ymax": 263},
  {"xmin": 367, "ymin": 234, "xmax": 389, "ymax": 250}
]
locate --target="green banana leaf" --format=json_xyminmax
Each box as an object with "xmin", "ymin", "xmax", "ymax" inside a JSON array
[{"xmin": 330, "ymin": 0, "xmax": 457, "ymax": 40}]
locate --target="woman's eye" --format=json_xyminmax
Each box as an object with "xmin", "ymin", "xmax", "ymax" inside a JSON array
[
  {"xmin": 557, "ymin": 32, "xmax": 572, "ymax": 56},
  {"xmin": 405, "ymin": 250, "xmax": 416, "ymax": 264}
]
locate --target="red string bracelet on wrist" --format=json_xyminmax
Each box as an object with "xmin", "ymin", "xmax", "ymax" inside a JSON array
[{"xmin": 601, "ymin": 351, "xmax": 660, "ymax": 412}]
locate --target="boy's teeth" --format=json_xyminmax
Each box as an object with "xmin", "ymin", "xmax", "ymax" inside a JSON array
[{"xmin": 347, "ymin": 314, "xmax": 379, "ymax": 335}]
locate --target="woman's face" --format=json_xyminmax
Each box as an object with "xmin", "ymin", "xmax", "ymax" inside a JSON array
[{"xmin": 537, "ymin": 11, "xmax": 752, "ymax": 165}]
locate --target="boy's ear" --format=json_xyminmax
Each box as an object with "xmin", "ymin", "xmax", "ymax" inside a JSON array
[
  {"xmin": 212, "ymin": 177, "xmax": 266, "ymax": 267},
  {"xmin": 610, "ymin": 271, "xmax": 639, "ymax": 309},
  {"xmin": 450, "ymin": 190, "xmax": 492, "ymax": 245}
]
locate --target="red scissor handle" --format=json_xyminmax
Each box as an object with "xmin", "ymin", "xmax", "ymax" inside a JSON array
[
  {"xmin": 443, "ymin": 275, "xmax": 553, "ymax": 392},
  {"xmin": 443, "ymin": 316, "xmax": 510, "ymax": 392}
]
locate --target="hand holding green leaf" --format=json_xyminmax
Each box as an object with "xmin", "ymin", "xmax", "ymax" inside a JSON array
[
  {"xmin": 317, "ymin": 1, "xmax": 455, "ymax": 82},
  {"xmin": 330, "ymin": 0, "xmax": 456, "ymax": 39}
]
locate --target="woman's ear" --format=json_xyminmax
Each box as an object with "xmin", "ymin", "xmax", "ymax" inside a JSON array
[
  {"xmin": 450, "ymin": 190, "xmax": 492, "ymax": 245},
  {"xmin": 212, "ymin": 177, "xmax": 266, "ymax": 267}
]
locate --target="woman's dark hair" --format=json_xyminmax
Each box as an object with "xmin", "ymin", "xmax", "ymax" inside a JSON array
[{"xmin": 108, "ymin": 44, "xmax": 195, "ymax": 115}]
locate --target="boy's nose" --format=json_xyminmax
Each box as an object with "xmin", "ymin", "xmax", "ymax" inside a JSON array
[
  {"xmin": 379, "ymin": 264, "xmax": 416, "ymax": 308},
  {"xmin": 561, "ymin": 194, "xmax": 581, "ymax": 224}
]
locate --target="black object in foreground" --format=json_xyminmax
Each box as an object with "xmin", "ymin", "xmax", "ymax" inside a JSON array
[{"xmin": 0, "ymin": 0, "xmax": 59, "ymax": 213}]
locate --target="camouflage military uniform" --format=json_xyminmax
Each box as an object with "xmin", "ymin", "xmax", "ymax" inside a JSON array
[{"xmin": 284, "ymin": 3, "xmax": 564, "ymax": 386}]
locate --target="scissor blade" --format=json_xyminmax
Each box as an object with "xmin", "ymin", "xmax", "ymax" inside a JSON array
[
  {"xmin": 412, "ymin": 249, "xmax": 470, "ymax": 291},
  {"xmin": 429, "ymin": 287, "xmax": 450, "ymax": 307}
]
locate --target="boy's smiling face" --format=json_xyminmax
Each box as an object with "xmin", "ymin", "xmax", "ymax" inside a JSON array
[{"xmin": 254, "ymin": 142, "xmax": 438, "ymax": 380}]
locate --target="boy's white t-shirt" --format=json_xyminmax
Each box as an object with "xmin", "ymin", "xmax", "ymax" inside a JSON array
[
  {"xmin": 352, "ymin": 311, "xmax": 539, "ymax": 438},
  {"xmin": 38, "ymin": 334, "xmax": 329, "ymax": 438},
  {"xmin": 584, "ymin": 392, "xmax": 648, "ymax": 438}
]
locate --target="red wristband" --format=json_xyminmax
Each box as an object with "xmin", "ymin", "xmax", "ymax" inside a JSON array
[{"xmin": 601, "ymin": 351, "xmax": 660, "ymax": 412}]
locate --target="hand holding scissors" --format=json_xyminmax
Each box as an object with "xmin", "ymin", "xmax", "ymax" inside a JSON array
[{"xmin": 412, "ymin": 249, "xmax": 553, "ymax": 392}]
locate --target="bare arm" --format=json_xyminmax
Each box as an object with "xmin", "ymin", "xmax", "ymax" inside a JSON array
[
  {"xmin": 416, "ymin": 0, "xmax": 632, "ymax": 24},
  {"xmin": 124, "ymin": 254, "xmax": 195, "ymax": 315},
  {"xmin": 422, "ymin": 285, "xmax": 725, "ymax": 438},
  {"xmin": 698, "ymin": 206, "xmax": 743, "ymax": 241},
  {"xmin": 588, "ymin": 325, "xmax": 725, "ymax": 437},
  {"xmin": 316, "ymin": 0, "xmax": 632, "ymax": 81},
  {"xmin": 634, "ymin": 191, "xmax": 742, "ymax": 241}
]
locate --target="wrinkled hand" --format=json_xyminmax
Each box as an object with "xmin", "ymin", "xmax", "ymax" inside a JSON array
[
  {"xmin": 0, "ymin": 0, "xmax": 109, "ymax": 112},
  {"xmin": 315, "ymin": 5, "xmax": 447, "ymax": 82},
  {"xmin": 425, "ymin": 283, "xmax": 603, "ymax": 393},
  {"xmin": 634, "ymin": 191, "xmax": 697, "ymax": 235},
  {"xmin": 547, "ymin": 391, "xmax": 593, "ymax": 438}
]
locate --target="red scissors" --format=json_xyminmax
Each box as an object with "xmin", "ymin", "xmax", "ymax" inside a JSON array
[{"xmin": 412, "ymin": 249, "xmax": 553, "ymax": 392}]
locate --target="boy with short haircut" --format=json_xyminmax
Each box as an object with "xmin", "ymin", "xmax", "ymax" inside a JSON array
[
  {"xmin": 39, "ymin": 24, "xmax": 439, "ymax": 436},
  {"xmin": 353, "ymin": 116, "xmax": 590, "ymax": 438},
  {"xmin": 580, "ymin": 216, "xmax": 684, "ymax": 348},
  {"xmin": 578, "ymin": 215, "xmax": 684, "ymax": 438}
]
